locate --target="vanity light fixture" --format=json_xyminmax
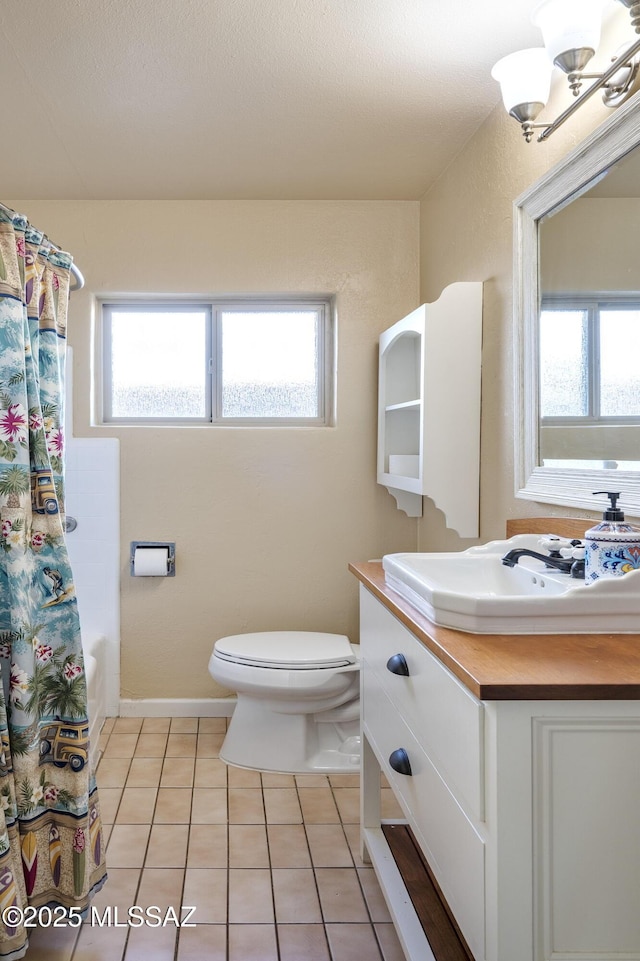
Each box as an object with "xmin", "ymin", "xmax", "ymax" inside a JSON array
[{"xmin": 492, "ymin": 0, "xmax": 640, "ymax": 142}]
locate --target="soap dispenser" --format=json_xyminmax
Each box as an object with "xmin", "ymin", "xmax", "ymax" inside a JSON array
[{"xmin": 584, "ymin": 492, "xmax": 640, "ymax": 583}]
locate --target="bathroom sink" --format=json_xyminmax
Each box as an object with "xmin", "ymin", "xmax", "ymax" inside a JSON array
[{"xmin": 382, "ymin": 534, "xmax": 640, "ymax": 634}]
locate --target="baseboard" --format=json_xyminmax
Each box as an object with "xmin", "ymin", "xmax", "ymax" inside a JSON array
[{"xmin": 118, "ymin": 697, "xmax": 236, "ymax": 718}]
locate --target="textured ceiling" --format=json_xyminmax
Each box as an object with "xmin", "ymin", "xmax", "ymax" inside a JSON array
[{"xmin": 0, "ymin": 0, "xmax": 557, "ymax": 200}]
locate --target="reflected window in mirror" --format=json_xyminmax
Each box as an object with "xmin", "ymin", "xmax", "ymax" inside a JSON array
[{"xmin": 539, "ymin": 296, "xmax": 640, "ymax": 470}]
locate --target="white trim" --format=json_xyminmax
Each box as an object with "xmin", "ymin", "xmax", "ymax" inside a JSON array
[
  {"xmin": 513, "ymin": 89, "xmax": 640, "ymax": 518},
  {"xmin": 118, "ymin": 697, "xmax": 236, "ymax": 718}
]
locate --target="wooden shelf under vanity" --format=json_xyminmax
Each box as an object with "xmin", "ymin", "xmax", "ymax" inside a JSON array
[{"xmin": 381, "ymin": 823, "xmax": 473, "ymax": 961}]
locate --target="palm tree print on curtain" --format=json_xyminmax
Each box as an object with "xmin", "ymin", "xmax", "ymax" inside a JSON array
[{"xmin": 0, "ymin": 207, "xmax": 107, "ymax": 959}]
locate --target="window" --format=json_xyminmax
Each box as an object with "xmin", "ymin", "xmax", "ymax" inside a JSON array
[
  {"xmin": 539, "ymin": 297, "xmax": 640, "ymax": 422},
  {"xmin": 101, "ymin": 299, "xmax": 334, "ymax": 425}
]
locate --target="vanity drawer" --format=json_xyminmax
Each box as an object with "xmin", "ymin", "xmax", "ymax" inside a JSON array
[
  {"xmin": 360, "ymin": 586, "xmax": 484, "ymax": 821},
  {"xmin": 363, "ymin": 667, "xmax": 485, "ymax": 961}
]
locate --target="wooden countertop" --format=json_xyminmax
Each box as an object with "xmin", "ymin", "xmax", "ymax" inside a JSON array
[{"xmin": 349, "ymin": 561, "xmax": 640, "ymax": 701}]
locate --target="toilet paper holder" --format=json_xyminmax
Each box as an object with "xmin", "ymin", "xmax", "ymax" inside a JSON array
[{"xmin": 130, "ymin": 541, "xmax": 176, "ymax": 577}]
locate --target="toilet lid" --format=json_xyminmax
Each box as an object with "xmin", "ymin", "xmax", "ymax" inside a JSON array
[{"xmin": 214, "ymin": 632, "xmax": 355, "ymax": 670}]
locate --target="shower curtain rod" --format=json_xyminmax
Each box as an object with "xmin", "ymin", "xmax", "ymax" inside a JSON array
[
  {"xmin": 0, "ymin": 201, "xmax": 85, "ymax": 292},
  {"xmin": 68, "ymin": 263, "xmax": 84, "ymax": 292}
]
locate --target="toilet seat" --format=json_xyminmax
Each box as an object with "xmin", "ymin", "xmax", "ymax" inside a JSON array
[{"xmin": 214, "ymin": 631, "xmax": 355, "ymax": 670}]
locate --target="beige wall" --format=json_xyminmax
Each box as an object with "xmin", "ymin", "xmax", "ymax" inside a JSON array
[
  {"xmin": 541, "ymin": 198, "xmax": 640, "ymax": 292},
  {"xmin": 12, "ymin": 200, "xmax": 419, "ymax": 700},
  {"xmin": 417, "ymin": 11, "xmax": 632, "ymax": 552}
]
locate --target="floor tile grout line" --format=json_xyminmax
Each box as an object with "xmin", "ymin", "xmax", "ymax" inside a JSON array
[
  {"xmin": 258, "ymin": 769, "xmax": 281, "ymax": 955},
  {"xmin": 172, "ymin": 716, "xmax": 196, "ymax": 961},
  {"xmin": 121, "ymin": 732, "xmax": 159, "ymax": 961},
  {"xmin": 259, "ymin": 771, "xmax": 281, "ymax": 959},
  {"xmin": 292, "ymin": 770, "xmax": 348, "ymax": 961}
]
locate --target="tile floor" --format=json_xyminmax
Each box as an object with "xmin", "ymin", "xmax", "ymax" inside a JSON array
[{"xmin": 25, "ymin": 716, "xmax": 406, "ymax": 961}]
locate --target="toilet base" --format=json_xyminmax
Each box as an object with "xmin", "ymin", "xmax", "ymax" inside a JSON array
[{"xmin": 219, "ymin": 695, "xmax": 361, "ymax": 775}]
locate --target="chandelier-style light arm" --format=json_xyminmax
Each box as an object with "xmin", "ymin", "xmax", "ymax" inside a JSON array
[
  {"xmin": 536, "ymin": 35, "xmax": 640, "ymax": 140},
  {"xmin": 492, "ymin": 0, "xmax": 640, "ymax": 142}
]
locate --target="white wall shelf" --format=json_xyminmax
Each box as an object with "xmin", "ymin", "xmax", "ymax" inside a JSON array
[{"xmin": 377, "ymin": 282, "xmax": 483, "ymax": 537}]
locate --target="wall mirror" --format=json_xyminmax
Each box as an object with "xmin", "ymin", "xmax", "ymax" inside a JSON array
[{"xmin": 514, "ymin": 92, "xmax": 640, "ymax": 517}]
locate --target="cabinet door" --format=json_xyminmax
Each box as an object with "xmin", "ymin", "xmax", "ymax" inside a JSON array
[{"xmin": 533, "ymin": 717, "xmax": 640, "ymax": 958}]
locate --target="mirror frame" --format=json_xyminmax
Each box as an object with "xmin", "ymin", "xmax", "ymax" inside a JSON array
[{"xmin": 513, "ymin": 91, "xmax": 640, "ymax": 518}]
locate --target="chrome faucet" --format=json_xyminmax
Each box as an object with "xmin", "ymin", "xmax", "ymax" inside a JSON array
[{"xmin": 501, "ymin": 541, "xmax": 586, "ymax": 579}]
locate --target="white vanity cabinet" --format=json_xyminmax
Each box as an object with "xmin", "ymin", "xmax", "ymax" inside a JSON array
[
  {"xmin": 357, "ymin": 579, "xmax": 640, "ymax": 961},
  {"xmin": 377, "ymin": 282, "xmax": 482, "ymax": 535}
]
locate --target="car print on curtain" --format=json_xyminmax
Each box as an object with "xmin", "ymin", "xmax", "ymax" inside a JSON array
[{"xmin": 0, "ymin": 207, "xmax": 107, "ymax": 959}]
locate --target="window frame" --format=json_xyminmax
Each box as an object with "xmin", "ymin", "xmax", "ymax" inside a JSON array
[
  {"xmin": 100, "ymin": 297, "xmax": 335, "ymax": 427},
  {"xmin": 539, "ymin": 294, "xmax": 640, "ymax": 426}
]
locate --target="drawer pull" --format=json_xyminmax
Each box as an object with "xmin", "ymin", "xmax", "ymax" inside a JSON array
[
  {"xmin": 386, "ymin": 653, "xmax": 410, "ymax": 676},
  {"xmin": 389, "ymin": 748, "xmax": 412, "ymax": 776}
]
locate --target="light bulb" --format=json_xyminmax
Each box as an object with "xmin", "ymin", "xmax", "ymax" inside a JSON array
[
  {"xmin": 491, "ymin": 49, "xmax": 554, "ymax": 116},
  {"xmin": 532, "ymin": 0, "xmax": 606, "ymax": 72}
]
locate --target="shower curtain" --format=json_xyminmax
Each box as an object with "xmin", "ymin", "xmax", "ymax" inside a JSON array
[{"xmin": 0, "ymin": 207, "xmax": 107, "ymax": 959}]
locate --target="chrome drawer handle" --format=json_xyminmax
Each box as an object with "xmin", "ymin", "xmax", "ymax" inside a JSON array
[
  {"xmin": 386, "ymin": 653, "xmax": 410, "ymax": 676},
  {"xmin": 389, "ymin": 748, "xmax": 412, "ymax": 776}
]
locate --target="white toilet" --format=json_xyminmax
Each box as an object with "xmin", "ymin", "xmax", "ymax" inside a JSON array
[{"xmin": 208, "ymin": 631, "xmax": 361, "ymax": 774}]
